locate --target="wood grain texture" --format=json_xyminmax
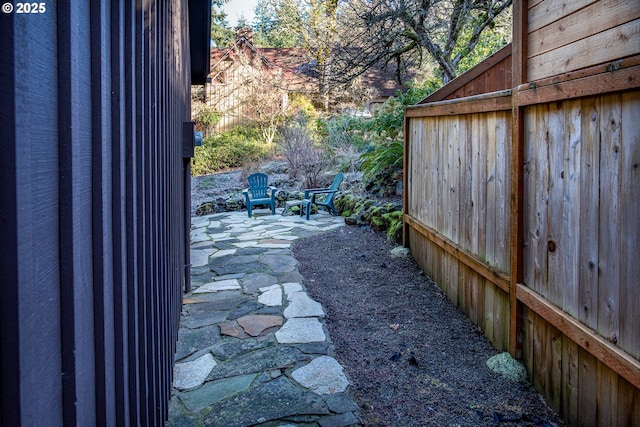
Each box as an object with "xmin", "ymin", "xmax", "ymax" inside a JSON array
[
  {"xmin": 528, "ymin": 0, "xmax": 640, "ymax": 58},
  {"xmin": 528, "ymin": 19, "xmax": 640, "ymax": 82}
]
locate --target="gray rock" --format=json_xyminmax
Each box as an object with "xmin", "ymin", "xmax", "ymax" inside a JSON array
[
  {"xmin": 291, "ymin": 356, "xmax": 349, "ymax": 395},
  {"xmin": 260, "ymin": 254, "xmax": 298, "ymax": 273},
  {"xmin": 319, "ymin": 412, "xmax": 361, "ymax": 427},
  {"xmin": 173, "ymin": 353, "xmax": 217, "ymax": 390},
  {"xmin": 207, "ymin": 346, "xmax": 309, "ymax": 381},
  {"xmin": 179, "ymin": 373, "xmax": 257, "ymax": 412},
  {"xmin": 258, "ymin": 286, "xmax": 283, "ymax": 307},
  {"xmin": 326, "ymin": 393, "xmax": 360, "ymax": 414},
  {"xmin": 211, "ymin": 254, "xmax": 270, "ymax": 275},
  {"xmin": 175, "ymin": 326, "xmax": 221, "ymax": 361},
  {"xmin": 193, "ymin": 278, "xmax": 241, "ymax": 293},
  {"xmin": 181, "ymin": 309, "xmax": 228, "ymax": 329},
  {"xmin": 275, "ymin": 318, "xmax": 326, "ymax": 344},
  {"xmin": 228, "ymin": 301, "xmax": 261, "ymax": 320},
  {"xmin": 167, "ymin": 396, "xmax": 197, "ymax": 427},
  {"xmin": 390, "ymin": 246, "xmax": 411, "ymax": 258},
  {"xmin": 208, "ymin": 336, "xmax": 277, "ymax": 360},
  {"xmin": 292, "ymin": 341, "xmax": 332, "ymax": 355},
  {"xmin": 284, "ymin": 291, "xmax": 325, "ymax": 318},
  {"xmin": 241, "ymin": 273, "xmax": 278, "ymax": 294},
  {"xmin": 201, "ymin": 376, "xmax": 329, "ymax": 427},
  {"xmin": 184, "ymin": 295, "xmax": 250, "ymax": 312}
]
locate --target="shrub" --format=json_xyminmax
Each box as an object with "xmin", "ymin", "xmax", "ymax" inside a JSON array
[
  {"xmin": 191, "ymin": 125, "xmax": 271, "ymax": 175},
  {"xmin": 277, "ymin": 114, "xmax": 330, "ymax": 188},
  {"xmin": 357, "ymin": 80, "xmax": 440, "ymax": 185},
  {"xmin": 192, "ymin": 102, "xmax": 221, "ymax": 135}
]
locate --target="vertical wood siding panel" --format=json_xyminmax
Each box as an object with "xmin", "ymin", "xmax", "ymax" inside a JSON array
[
  {"xmin": 110, "ymin": 1, "xmax": 132, "ymax": 424},
  {"xmin": 57, "ymin": 2, "xmax": 97, "ymax": 425},
  {"xmin": 124, "ymin": 0, "xmax": 141, "ymax": 422},
  {"xmin": 2, "ymin": 0, "xmax": 189, "ymax": 424},
  {"xmin": 0, "ymin": 10, "xmax": 20, "ymax": 426},
  {"xmin": 8, "ymin": 9, "xmax": 64, "ymax": 427},
  {"xmin": 91, "ymin": 2, "xmax": 117, "ymax": 425}
]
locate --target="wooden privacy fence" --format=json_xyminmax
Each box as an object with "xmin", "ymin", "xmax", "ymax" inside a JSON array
[
  {"xmin": 405, "ymin": 91, "xmax": 513, "ymax": 351},
  {"xmin": 404, "ymin": 72, "xmax": 640, "ymax": 425}
]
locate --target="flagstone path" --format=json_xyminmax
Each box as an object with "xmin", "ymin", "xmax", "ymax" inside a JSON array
[{"xmin": 167, "ymin": 209, "xmax": 362, "ymax": 427}]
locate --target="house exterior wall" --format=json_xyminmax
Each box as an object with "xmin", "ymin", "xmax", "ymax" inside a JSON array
[{"xmin": 0, "ymin": 1, "xmax": 198, "ymax": 425}]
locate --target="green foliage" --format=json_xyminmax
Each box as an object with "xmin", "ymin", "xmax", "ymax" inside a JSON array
[
  {"xmin": 191, "ymin": 125, "xmax": 272, "ymax": 175},
  {"xmin": 253, "ymin": 0, "xmax": 303, "ymax": 47},
  {"xmin": 193, "ymin": 104, "xmax": 222, "ymax": 131},
  {"xmin": 455, "ymin": 10, "xmax": 512, "ymax": 75},
  {"xmin": 211, "ymin": 1, "xmax": 234, "ymax": 47},
  {"xmin": 318, "ymin": 113, "xmax": 367, "ymax": 150},
  {"xmin": 360, "ymin": 139, "xmax": 404, "ymax": 180},
  {"xmin": 382, "ymin": 211, "xmax": 403, "ymax": 242},
  {"xmin": 288, "ymin": 94, "xmax": 317, "ymax": 119},
  {"xmin": 358, "ymin": 80, "xmax": 439, "ymax": 180}
]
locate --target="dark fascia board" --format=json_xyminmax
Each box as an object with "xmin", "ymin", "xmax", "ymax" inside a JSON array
[{"xmin": 189, "ymin": 0, "xmax": 212, "ymax": 85}]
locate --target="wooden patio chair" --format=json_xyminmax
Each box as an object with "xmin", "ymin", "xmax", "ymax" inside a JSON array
[
  {"xmin": 243, "ymin": 173, "xmax": 277, "ymax": 217},
  {"xmin": 300, "ymin": 173, "xmax": 344, "ymax": 220}
]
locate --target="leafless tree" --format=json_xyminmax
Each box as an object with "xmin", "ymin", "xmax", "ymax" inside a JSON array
[{"xmin": 330, "ymin": 0, "xmax": 512, "ymax": 84}]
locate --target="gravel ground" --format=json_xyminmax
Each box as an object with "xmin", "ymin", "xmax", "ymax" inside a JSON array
[{"xmin": 293, "ymin": 226, "xmax": 565, "ymax": 427}]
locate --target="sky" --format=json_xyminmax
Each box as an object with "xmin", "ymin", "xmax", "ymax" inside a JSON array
[{"xmin": 222, "ymin": 0, "xmax": 258, "ymax": 28}]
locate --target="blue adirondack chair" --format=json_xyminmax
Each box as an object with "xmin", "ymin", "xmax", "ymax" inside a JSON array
[
  {"xmin": 243, "ymin": 173, "xmax": 277, "ymax": 217},
  {"xmin": 300, "ymin": 173, "xmax": 344, "ymax": 220}
]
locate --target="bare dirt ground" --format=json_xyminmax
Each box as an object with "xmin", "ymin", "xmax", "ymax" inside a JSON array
[
  {"xmin": 192, "ymin": 169, "xmax": 565, "ymax": 427},
  {"xmin": 293, "ymin": 226, "xmax": 564, "ymax": 427}
]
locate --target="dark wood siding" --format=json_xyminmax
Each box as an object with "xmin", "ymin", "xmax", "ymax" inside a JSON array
[{"xmin": 0, "ymin": 0, "xmax": 204, "ymax": 425}]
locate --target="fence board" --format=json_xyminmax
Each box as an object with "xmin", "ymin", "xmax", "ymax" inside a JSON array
[
  {"xmin": 528, "ymin": 0, "xmax": 596, "ymax": 32},
  {"xmin": 528, "ymin": 0, "xmax": 639, "ymax": 57},
  {"xmin": 578, "ymin": 97, "xmax": 600, "ymax": 328},
  {"xmin": 545, "ymin": 102, "xmax": 566, "ymax": 307},
  {"xmin": 619, "ymin": 91, "xmax": 640, "ymax": 359},
  {"xmin": 597, "ymin": 94, "xmax": 622, "ymax": 346},
  {"xmin": 561, "ymin": 336, "xmax": 579, "ymax": 425},
  {"xmin": 528, "ymin": 19, "xmax": 640, "ymax": 82},
  {"xmin": 560, "ymin": 99, "xmax": 581, "ymax": 318}
]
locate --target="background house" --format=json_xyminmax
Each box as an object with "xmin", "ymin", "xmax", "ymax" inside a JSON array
[
  {"xmin": 204, "ymin": 28, "xmax": 414, "ymax": 131},
  {"xmin": 0, "ymin": 1, "xmax": 210, "ymax": 425},
  {"xmin": 404, "ymin": 1, "xmax": 639, "ymax": 426}
]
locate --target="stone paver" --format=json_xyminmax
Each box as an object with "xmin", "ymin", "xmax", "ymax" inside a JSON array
[
  {"xmin": 291, "ymin": 356, "xmax": 350, "ymax": 395},
  {"xmin": 173, "ymin": 354, "xmax": 217, "ymax": 390},
  {"xmin": 169, "ymin": 209, "xmax": 361, "ymax": 426},
  {"xmin": 193, "ymin": 279, "xmax": 241, "ymax": 293},
  {"xmin": 257, "ymin": 285, "xmax": 282, "ymax": 306},
  {"xmin": 275, "ymin": 317, "xmax": 326, "ymax": 343},
  {"xmin": 284, "ymin": 291, "xmax": 325, "ymax": 318}
]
